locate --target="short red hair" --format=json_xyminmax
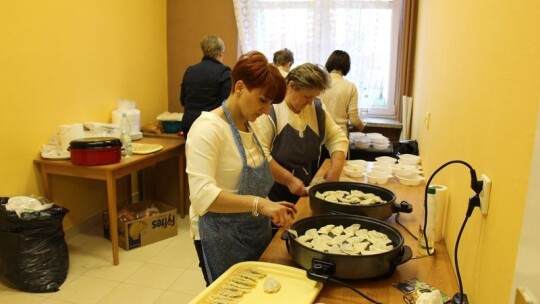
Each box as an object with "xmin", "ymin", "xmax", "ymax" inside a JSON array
[{"xmin": 231, "ymin": 51, "xmax": 286, "ymax": 104}]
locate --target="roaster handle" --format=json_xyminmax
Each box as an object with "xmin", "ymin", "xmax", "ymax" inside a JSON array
[
  {"xmin": 393, "ymin": 200, "xmax": 413, "ymax": 213},
  {"xmin": 281, "ymin": 230, "xmax": 292, "ymax": 254}
]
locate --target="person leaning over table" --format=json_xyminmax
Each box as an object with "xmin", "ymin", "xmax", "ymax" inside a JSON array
[
  {"xmin": 186, "ymin": 51, "xmax": 297, "ymax": 284},
  {"xmin": 254, "ymin": 63, "xmax": 349, "ymax": 204},
  {"xmin": 319, "ymin": 50, "xmax": 365, "ymax": 137},
  {"xmin": 272, "ymin": 48, "xmax": 294, "ymax": 78},
  {"xmin": 180, "ymin": 35, "xmax": 231, "ymax": 138}
]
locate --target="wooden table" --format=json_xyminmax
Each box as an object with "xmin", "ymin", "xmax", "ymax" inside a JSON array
[
  {"xmin": 259, "ymin": 161, "xmax": 459, "ymax": 303},
  {"xmin": 34, "ymin": 136, "xmax": 186, "ymax": 265}
]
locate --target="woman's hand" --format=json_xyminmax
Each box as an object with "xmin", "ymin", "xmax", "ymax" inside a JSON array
[
  {"xmin": 323, "ymin": 167, "xmax": 341, "ymax": 182},
  {"xmin": 259, "ymin": 199, "xmax": 297, "ymax": 228},
  {"xmin": 287, "ymin": 176, "xmax": 308, "ymax": 196}
]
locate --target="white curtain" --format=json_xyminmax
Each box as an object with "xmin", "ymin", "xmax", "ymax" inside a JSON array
[{"xmin": 233, "ymin": 0, "xmax": 397, "ymax": 115}]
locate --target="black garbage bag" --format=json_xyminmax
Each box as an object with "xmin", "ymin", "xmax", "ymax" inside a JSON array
[{"xmin": 0, "ymin": 197, "xmax": 69, "ymax": 293}]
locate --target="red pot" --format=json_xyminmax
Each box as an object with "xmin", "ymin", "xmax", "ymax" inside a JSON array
[{"xmin": 69, "ymin": 137, "xmax": 122, "ymax": 166}]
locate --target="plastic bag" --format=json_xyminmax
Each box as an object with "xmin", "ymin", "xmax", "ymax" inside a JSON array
[{"xmin": 0, "ymin": 197, "xmax": 70, "ymax": 292}]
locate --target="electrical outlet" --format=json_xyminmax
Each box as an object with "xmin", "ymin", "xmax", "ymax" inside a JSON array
[
  {"xmin": 425, "ymin": 112, "xmax": 431, "ymax": 129},
  {"xmin": 479, "ymin": 174, "xmax": 492, "ymax": 215}
]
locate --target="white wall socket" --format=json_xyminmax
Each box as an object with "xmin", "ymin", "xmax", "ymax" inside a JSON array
[{"xmin": 480, "ymin": 174, "xmax": 492, "ymax": 215}]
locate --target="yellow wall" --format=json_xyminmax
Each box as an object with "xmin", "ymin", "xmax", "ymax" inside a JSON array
[
  {"xmin": 413, "ymin": 1, "xmax": 540, "ymax": 302},
  {"xmin": 0, "ymin": 1, "xmax": 168, "ymax": 228}
]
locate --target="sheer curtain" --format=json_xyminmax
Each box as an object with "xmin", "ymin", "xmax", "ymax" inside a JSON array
[{"xmin": 233, "ymin": 0, "xmax": 401, "ymax": 118}]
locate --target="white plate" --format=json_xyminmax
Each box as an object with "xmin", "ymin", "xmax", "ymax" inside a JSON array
[
  {"xmin": 189, "ymin": 261, "xmax": 323, "ymax": 304},
  {"xmin": 132, "ymin": 143, "xmax": 163, "ymax": 154},
  {"xmin": 41, "ymin": 150, "xmax": 70, "ymax": 160}
]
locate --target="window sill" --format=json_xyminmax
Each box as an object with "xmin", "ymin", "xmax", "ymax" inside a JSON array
[{"xmin": 365, "ymin": 118, "xmax": 402, "ymax": 129}]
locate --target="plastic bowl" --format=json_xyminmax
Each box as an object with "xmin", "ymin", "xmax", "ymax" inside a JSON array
[
  {"xmin": 398, "ymin": 154, "xmax": 421, "ymax": 165},
  {"xmin": 396, "ymin": 174, "xmax": 424, "ymax": 186},
  {"xmin": 375, "ymin": 156, "xmax": 397, "ymax": 164},
  {"xmin": 364, "ymin": 171, "xmax": 392, "ymax": 185},
  {"xmin": 347, "ymin": 160, "xmax": 369, "ymax": 167},
  {"xmin": 371, "ymin": 165, "xmax": 393, "ymax": 174},
  {"xmin": 373, "ymin": 142, "xmax": 390, "ymax": 150},
  {"xmin": 392, "ymin": 164, "xmax": 417, "ymax": 177},
  {"xmin": 371, "ymin": 136, "xmax": 389, "ymax": 144},
  {"xmin": 343, "ymin": 165, "xmax": 366, "ymax": 177},
  {"xmin": 161, "ymin": 121, "xmax": 182, "ymax": 133},
  {"xmin": 354, "ymin": 141, "xmax": 371, "ymax": 150}
]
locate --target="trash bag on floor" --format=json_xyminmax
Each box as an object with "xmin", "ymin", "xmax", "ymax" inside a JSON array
[{"xmin": 0, "ymin": 196, "xmax": 70, "ymax": 293}]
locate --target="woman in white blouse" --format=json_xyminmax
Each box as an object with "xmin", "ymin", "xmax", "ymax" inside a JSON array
[{"xmin": 186, "ymin": 51, "xmax": 297, "ymax": 284}]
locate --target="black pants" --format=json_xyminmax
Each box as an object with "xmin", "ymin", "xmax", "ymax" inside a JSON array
[{"xmin": 194, "ymin": 240, "xmax": 210, "ymax": 286}]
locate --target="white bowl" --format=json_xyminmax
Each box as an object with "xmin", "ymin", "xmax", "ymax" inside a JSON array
[
  {"xmin": 391, "ymin": 164, "xmax": 417, "ymax": 177},
  {"xmin": 375, "ymin": 156, "xmax": 397, "ymax": 164},
  {"xmin": 354, "ymin": 141, "xmax": 371, "ymax": 149},
  {"xmin": 373, "ymin": 142, "xmax": 390, "ymax": 150},
  {"xmin": 347, "ymin": 160, "xmax": 369, "ymax": 167},
  {"xmin": 364, "ymin": 171, "xmax": 392, "ymax": 185},
  {"xmin": 343, "ymin": 165, "xmax": 366, "ymax": 177},
  {"xmin": 366, "ymin": 133, "xmax": 383, "ymax": 139},
  {"xmin": 396, "ymin": 174, "xmax": 424, "ymax": 186},
  {"xmin": 371, "ymin": 136, "xmax": 389, "ymax": 144},
  {"xmin": 371, "ymin": 165, "xmax": 393, "ymax": 174},
  {"xmin": 398, "ymin": 154, "xmax": 421, "ymax": 165}
]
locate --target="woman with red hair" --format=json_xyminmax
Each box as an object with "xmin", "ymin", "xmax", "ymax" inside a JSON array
[{"xmin": 186, "ymin": 51, "xmax": 297, "ymax": 283}]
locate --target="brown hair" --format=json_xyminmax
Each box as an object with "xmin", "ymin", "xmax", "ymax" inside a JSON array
[
  {"xmin": 231, "ymin": 51, "xmax": 286, "ymax": 104},
  {"xmin": 286, "ymin": 63, "xmax": 330, "ymax": 92}
]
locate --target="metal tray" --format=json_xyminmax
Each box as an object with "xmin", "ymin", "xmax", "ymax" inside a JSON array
[{"xmin": 188, "ymin": 261, "xmax": 323, "ymax": 304}]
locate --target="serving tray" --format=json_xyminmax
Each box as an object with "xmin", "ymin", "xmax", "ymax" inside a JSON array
[{"xmin": 189, "ymin": 261, "xmax": 323, "ymax": 304}]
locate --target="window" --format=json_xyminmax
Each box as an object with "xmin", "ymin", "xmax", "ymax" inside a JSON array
[{"xmin": 233, "ymin": 0, "xmax": 410, "ymax": 119}]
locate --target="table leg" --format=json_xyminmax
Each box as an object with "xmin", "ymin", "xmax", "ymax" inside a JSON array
[
  {"xmin": 178, "ymin": 151, "xmax": 185, "ymax": 218},
  {"xmin": 39, "ymin": 165, "xmax": 53, "ymax": 200},
  {"xmin": 126, "ymin": 174, "xmax": 132, "ymax": 204},
  {"xmin": 106, "ymin": 172, "xmax": 120, "ymax": 265}
]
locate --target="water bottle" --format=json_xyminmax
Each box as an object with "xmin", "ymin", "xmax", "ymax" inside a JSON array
[
  {"xmin": 418, "ymin": 186, "xmax": 437, "ymax": 256},
  {"xmin": 120, "ymin": 113, "xmax": 132, "ymax": 159}
]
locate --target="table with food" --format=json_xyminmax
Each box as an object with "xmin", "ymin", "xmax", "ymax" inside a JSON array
[{"xmin": 191, "ymin": 156, "xmax": 459, "ymax": 304}]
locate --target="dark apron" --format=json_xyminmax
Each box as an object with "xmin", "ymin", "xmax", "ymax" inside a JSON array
[
  {"xmin": 268, "ymin": 101, "xmax": 325, "ymax": 203},
  {"xmin": 199, "ymin": 102, "xmax": 274, "ymax": 283}
]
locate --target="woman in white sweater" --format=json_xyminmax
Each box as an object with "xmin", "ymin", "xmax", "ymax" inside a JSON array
[{"xmin": 319, "ymin": 50, "xmax": 365, "ymax": 136}]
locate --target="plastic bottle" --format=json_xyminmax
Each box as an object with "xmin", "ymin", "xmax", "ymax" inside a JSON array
[
  {"xmin": 418, "ymin": 186, "xmax": 437, "ymax": 256},
  {"xmin": 120, "ymin": 113, "xmax": 132, "ymax": 159}
]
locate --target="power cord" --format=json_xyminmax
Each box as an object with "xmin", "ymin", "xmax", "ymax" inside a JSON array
[
  {"xmin": 423, "ymin": 160, "xmax": 483, "ymax": 304},
  {"xmin": 307, "ymin": 259, "xmax": 382, "ymax": 304}
]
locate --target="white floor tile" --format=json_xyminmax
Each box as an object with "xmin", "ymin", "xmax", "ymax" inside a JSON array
[
  {"xmin": 48, "ymin": 276, "xmax": 120, "ymax": 304},
  {"xmin": 95, "ymin": 283, "xmax": 163, "ymax": 304},
  {"xmin": 155, "ymin": 290, "xmax": 196, "ymax": 304},
  {"xmin": 167, "ymin": 268, "xmax": 207, "ymax": 296},
  {"xmin": 124, "ymin": 263, "xmax": 184, "ymax": 290}
]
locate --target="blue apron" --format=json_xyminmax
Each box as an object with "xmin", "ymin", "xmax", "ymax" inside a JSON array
[{"xmin": 199, "ymin": 102, "xmax": 275, "ymax": 283}]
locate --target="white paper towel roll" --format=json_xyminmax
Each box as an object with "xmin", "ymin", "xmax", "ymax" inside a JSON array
[{"xmin": 431, "ymin": 184, "xmax": 448, "ymax": 242}]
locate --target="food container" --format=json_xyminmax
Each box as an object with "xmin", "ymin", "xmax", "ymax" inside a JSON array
[
  {"xmin": 161, "ymin": 121, "xmax": 182, "ymax": 133},
  {"xmin": 281, "ymin": 214, "xmax": 412, "ymax": 279},
  {"xmin": 69, "ymin": 137, "xmax": 122, "ymax": 166},
  {"xmin": 365, "ymin": 171, "xmax": 393, "ymax": 184},
  {"xmin": 309, "ymin": 182, "xmax": 412, "ymax": 220}
]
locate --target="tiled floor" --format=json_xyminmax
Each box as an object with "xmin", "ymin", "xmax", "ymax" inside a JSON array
[{"xmin": 0, "ymin": 215, "xmax": 206, "ymax": 304}]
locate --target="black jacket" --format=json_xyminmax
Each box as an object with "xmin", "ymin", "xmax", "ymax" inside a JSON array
[{"xmin": 180, "ymin": 56, "xmax": 231, "ymax": 137}]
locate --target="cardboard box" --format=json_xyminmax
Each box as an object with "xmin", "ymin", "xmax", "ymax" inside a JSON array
[{"xmin": 103, "ymin": 200, "xmax": 177, "ymax": 250}]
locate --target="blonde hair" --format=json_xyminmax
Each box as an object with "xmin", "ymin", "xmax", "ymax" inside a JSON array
[
  {"xmin": 200, "ymin": 35, "xmax": 225, "ymax": 58},
  {"xmin": 286, "ymin": 63, "xmax": 330, "ymax": 92}
]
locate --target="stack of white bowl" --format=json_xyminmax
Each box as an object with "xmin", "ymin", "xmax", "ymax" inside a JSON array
[
  {"xmin": 393, "ymin": 154, "xmax": 424, "ymax": 186},
  {"xmin": 343, "ymin": 159, "xmax": 368, "ymax": 178},
  {"xmin": 349, "ymin": 132, "xmax": 390, "ymax": 150},
  {"xmin": 366, "ymin": 133, "xmax": 391, "ymax": 150},
  {"xmin": 361, "ymin": 156, "xmax": 395, "ymax": 184}
]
